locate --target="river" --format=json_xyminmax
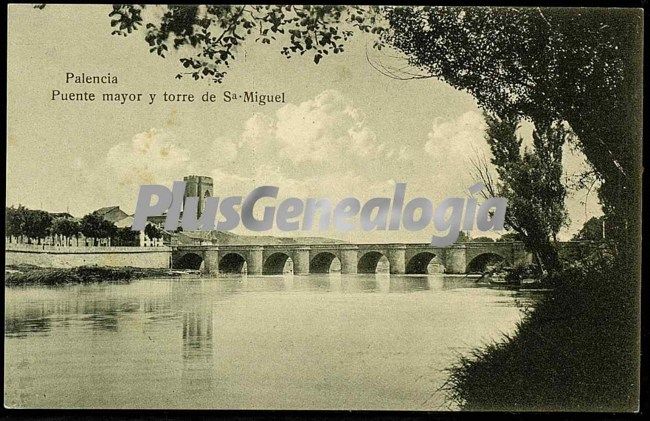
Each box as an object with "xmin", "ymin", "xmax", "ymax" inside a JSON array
[{"xmin": 4, "ymin": 273, "xmax": 532, "ymax": 409}]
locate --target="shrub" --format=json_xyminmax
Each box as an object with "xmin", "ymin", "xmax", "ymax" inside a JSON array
[{"xmin": 445, "ymin": 254, "xmax": 639, "ymax": 411}]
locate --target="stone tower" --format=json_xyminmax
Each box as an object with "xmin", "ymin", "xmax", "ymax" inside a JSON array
[{"xmin": 183, "ymin": 175, "xmax": 213, "ymax": 218}]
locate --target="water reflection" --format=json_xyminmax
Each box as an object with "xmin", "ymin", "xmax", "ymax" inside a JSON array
[
  {"xmin": 4, "ymin": 275, "xmax": 505, "ymax": 339},
  {"xmin": 5, "ymin": 304, "xmax": 52, "ymax": 337},
  {"xmin": 5, "ymin": 288, "xmax": 141, "ymax": 336},
  {"xmin": 341, "ymin": 275, "xmax": 382, "ymax": 293},
  {"xmin": 5, "ymin": 274, "xmax": 531, "ymax": 409},
  {"xmin": 388, "ymin": 276, "xmax": 431, "ymax": 293}
]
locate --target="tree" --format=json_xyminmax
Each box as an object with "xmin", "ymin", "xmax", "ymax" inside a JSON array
[
  {"xmin": 80, "ymin": 213, "xmax": 104, "ymax": 241},
  {"xmin": 5, "ymin": 205, "xmax": 27, "ymax": 240},
  {"xmin": 107, "ymin": 5, "xmax": 385, "ymax": 83},
  {"xmin": 51, "ymin": 217, "xmax": 80, "ymax": 245},
  {"xmin": 80, "ymin": 213, "xmax": 117, "ymax": 245},
  {"xmin": 144, "ymin": 223, "xmax": 163, "ymax": 239},
  {"xmin": 100, "ymin": 219, "xmax": 118, "ymax": 241},
  {"xmin": 383, "ymin": 7, "xmax": 641, "ymax": 262},
  {"xmin": 497, "ymin": 232, "xmax": 522, "ymax": 242},
  {"xmin": 472, "ymin": 114, "xmax": 569, "ymax": 272},
  {"xmin": 115, "ymin": 226, "xmax": 139, "ymax": 246},
  {"xmin": 472, "ymin": 236, "xmax": 495, "ymax": 243},
  {"xmin": 456, "ymin": 231, "xmax": 470, "ymax": 243},
  {"xmin": 22, "ymin": 209, "xmax": 53, "ymax": 244},
  {"xmin": 572, "ymin": 216, "xmax": 607, "ymax": 242}
]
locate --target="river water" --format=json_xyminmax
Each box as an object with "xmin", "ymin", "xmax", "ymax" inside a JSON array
[{"xmin": 4, "ymin": 274, "xmax": 531, "ymax": 410}]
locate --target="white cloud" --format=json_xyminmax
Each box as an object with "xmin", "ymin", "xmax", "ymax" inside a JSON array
[
  {"xmin": 424, "ymin": 111, "xmax": 489, "ymax": 162},
  {"xmin": 106, "ymin": 128, "xmax": 191, "ymax": 186},
  {"xmin": 243, "ymin": 89, "xmax": 388, "ymax": 165}
]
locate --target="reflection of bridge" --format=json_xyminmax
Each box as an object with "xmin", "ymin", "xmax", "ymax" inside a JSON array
[{"xmin": 171, "ymin": 242, "xmax": 529, "ymax": 275}]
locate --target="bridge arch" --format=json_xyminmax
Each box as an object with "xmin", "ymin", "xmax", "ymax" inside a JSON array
[
  {"xmin": 405, "ymin": 252, "xmax": 438, "ymax": 274},
  {"xmin": 309, "ymin": 252, "xmax": 340, "ymax": 273},
  {"xmin": 220, "ymin": 252, "xmax": 247, "ymax": 274},
  {"xmin": 263, "ymin": 252, "xmax": 293, "ymax": 275},
  {"xmin": 174, "ymin": 252, "xmax": 204, "ymax": 270},
  {"xmin": 466, "ymin": 252, "xmax": 506, "ymax": 273},
  {"xmin": 357, "ymin": 251, "xmax": 389, "ymax": 274}
]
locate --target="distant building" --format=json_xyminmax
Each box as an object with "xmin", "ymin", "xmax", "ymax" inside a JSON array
[
  {"xmin": 93, "ymin": 206, "xmax": 132, "ymax": 227},
  {"xmin": 87, "ymin": 175, "xmax": 214, "ymax": 233},
  {"xmin": 115, "ymin": 216, "xmax": 134, "ymax": 229}
]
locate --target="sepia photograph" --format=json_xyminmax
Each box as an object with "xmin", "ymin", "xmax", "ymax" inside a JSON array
[{"xmin": 4, "ymin": 3, "xmax": 643, "ymax": 413}]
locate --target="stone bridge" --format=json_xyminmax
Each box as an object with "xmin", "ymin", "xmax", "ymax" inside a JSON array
[{"xmin": 171, "ymin": 241, "xmax": 529, "ymax": 275}]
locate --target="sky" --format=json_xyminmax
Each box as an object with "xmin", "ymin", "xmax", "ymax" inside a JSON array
[{"xmin": 6, "ymin": 4, "xmax": 602, "ymax": 243}]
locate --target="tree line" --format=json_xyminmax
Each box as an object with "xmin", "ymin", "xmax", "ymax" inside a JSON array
[{"xmin": 5, "ymin": 206, "xmax": 162, "ymax": 246}]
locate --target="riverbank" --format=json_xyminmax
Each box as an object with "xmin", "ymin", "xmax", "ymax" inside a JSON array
[
  {"xmin": 5, "ymin": 264, "xmax": 179, "ymax": 286},
  {"xmin": 444, "ymin": 254, "xmax": 639, "ymax": 411}
]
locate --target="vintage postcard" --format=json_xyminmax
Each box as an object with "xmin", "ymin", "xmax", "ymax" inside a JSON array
[{"xmin": 5, "ymin": 4, "xmax": 642, "ymax": 412}]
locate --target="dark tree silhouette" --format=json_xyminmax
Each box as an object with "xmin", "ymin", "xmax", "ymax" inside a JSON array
[
  {"xmin": 144, "ymin": 223, "xmax": 163, "ymax": 239},
  {"xmin": 5, "ymin": 205, "xmax": 27, "ymax": 240},
  {"xmin": 471, "ymin": 114, "xmax": 570, "ymax": 272},
  {"xmin": 51, "ymin": 217, "xmax": 81, "ymax": 245},
  {"xmin": 80, "ymin": 213, "xmax": 118, "ymax": 245},
  {"xmin": 384, "ymin": 7, "xmax": 641, "ymax": 261},
  {"xmin": 116, "ymin": 226, "xmax": 139, "ymax": 246},
  {"xmin": 572, "ymin": 216, "xmax": 608, "ymax": 242},
  {"xmin": 22, "ymin": 209, "xmax": 53, "ymax": 244}
]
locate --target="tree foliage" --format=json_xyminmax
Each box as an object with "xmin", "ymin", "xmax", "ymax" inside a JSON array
[
  {"xmin": 109, "ymin": 5, "xmax": 385, "ymax": 82},
  {"xmin": 572, "ymin": 216, "xmax": 608, "ymax": 242},
  {"xmin": 51, "ymin": 217, "xmax": 80, "ymax": 239},
  {"xmin": 384, "ymin": 7, "xmax": 642, "ymax": 255},
  {"xmin": 115, "ymin": 226, "xmax": 139, "ymax": 246},
  {"xmin": 5, "ymin": 205, "xmax": 27, "ymax": 238},
  {"xmin": 80, "ymin": 213, "xmax": 118, "ymax": 241},
  {"xmin": 473, "ymin": 114, "xmax": 570, "ymax": 270},
  {"xmin": 472, "ymin": 236, "xmax": 495, "ymax": 243},
  {"xmin": 496, "ymin": 232, "xmax": 523, "ymax": 242},
  {"xmin": 144, "ymin": 223, "xmax": 163, "ymax": 239},
  {"xmin": 456, "ymin": 231, "xmax": 470, "ymax": 243},
  {"xmin": 21, "ymin": 209, "xmax": 53, "ymax": 244}
]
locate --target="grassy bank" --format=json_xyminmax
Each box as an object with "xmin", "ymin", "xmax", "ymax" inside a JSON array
[
  {"xmin": 444, "ymin": 254, "xmax": 639, "ymax": 411},
  {"xmin": 5, "ymin": 265, "xmax": 178, "ymax": 286}
]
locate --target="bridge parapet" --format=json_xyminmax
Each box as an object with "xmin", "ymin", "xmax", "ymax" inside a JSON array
[{"xmin": 171, "ymin": 241, "xmax": 529, "ymax": 275}]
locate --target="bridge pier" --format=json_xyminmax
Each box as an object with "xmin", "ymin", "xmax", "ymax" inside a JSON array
[
  {"xmin": 387, "ymin": 245, "xmax": 406, "ymax": 274},
  {"xmin": 340, "ymin": 246, "xmax": 358, "ymax": 274},
  {"xmin": 247, "ymin": 246, "xmax": 264, "ymax": 275},
  {"xmin": 171, "ymin": 241, "xmax": 531, "ymax": 277},
  {"xmin": 292, "ymin": 247, "xmax": 311, "ymax": 275},
  {"xmin": 444, "ymin": 246, "xmax": 467, "ymax": 274},
  {"xmin": 203, "ymin": 249, "xmax": 220, "ymax": 275}
]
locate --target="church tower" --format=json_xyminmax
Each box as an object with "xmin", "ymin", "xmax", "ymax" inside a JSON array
[{"xmin": 183, "ymin": 175, "xmax": 213, "ymax": 218}]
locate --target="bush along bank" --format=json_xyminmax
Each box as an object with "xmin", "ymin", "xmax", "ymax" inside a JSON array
[
  {"xmin": 444, "ymin": 252, "xmax": 639, "ymax": 411},
  {"xmin": 5, "ymin": 265, "xmax": 179, "ymax": 286}
]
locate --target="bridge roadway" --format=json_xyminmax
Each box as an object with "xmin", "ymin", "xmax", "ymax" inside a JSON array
[{"xmin": 171, "ymin": 241, "xmax": 530, "ymax": 275}]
